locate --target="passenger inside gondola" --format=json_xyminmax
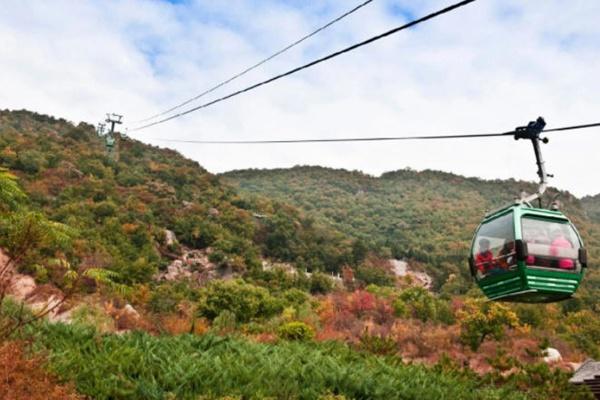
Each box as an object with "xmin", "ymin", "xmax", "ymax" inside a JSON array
[
  {"xmin": 472, "ymin": 212, "xmax": 516, "ymax": 278},
  {"xmin": 496, "ymin": 240, "xmax": 516, "ymax": 271},
  {"xmin": 475, "ymin": 238, "xmax": 495, "ymax": 276},
  {"xmin": 522, "ymin": 218, "xmax": 578, "ymax": 270},
  {"xmin": 549, "ymin": 228, "xmax": 575, "ymax": 269}
]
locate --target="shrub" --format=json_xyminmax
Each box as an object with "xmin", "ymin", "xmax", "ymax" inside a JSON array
[
  {"xmin": 161, "ymin": 315, "xmax": 193, "ymax": 335},
  {"xmin": 212, "ymin": 310, "xmax": 237, "ymax": 334},
  {"xmin": 277, "ymin": 321, "xmax": 315, "ymax": 341},
  {"xmin": 70, "ymin": 304, "xmax": 115, "ymax": 333},
  {"xmin": 148, "ymin": 284, "xmax": 185, "ymax": 314},
  {"xmin": 562, "ymin": 310, "xmax": 600, "ymax": 358},
  {"xmin": 392, "ymin": 298, "xmax": 408, "ymax": 318},
  {"xmin": 358, "ymin": 332, "xmax": 397, "ymax": 356},
  {"xmin": 197, "ymin": 280, "xmax": 282, "ymax": 322},
  {"xmin": 354, "ymin": 258, "xmax": 395, "ymax": 287},
  {"xmin": 310, "ymin": 272, "xmax": 334, "ymax": 294},
  {"xmin": 0, "ymin": 341, "xmax": 83, "ymax": 400},
  {"xmin": 514, "ymin": 304, "xmax": 545, "ymax": 328},
  {"xmin": 348, "ymin": 290, "xmax": 377, "ymax": 317},
  {"xmin": 16, "ymin": 149, "xmax": 46, "ymax": 173},
  {"xmin": 281, "ymin": 288, "xmax": 310, "ymax": 307},
  {"xmin": 398, "ymin": 287, "xmax": 437, "ymax": 322},
  {"xmin": 245, "ymin": 267, "xmax": 311, "ymax": 293},
  {"xmin": 93, "ymin": 201, "xmax": 117, "ymax": 219},
  {"xmin": 0, "ymin": 168, "xmax": 26, "ymax": 212},
  {"xmin": 396, "ymin": 287, "xmax": 454, "ymax": 324}
]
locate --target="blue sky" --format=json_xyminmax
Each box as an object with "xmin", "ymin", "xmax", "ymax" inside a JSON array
[{"xmin": 1, "ymin": 0, "xmax": 599, "ymax": 196}]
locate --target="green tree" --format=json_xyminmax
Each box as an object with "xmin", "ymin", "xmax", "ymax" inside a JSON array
[
  {"xmin": 16, "ymin": 149, "xmax": 46, "ymax": 173},
  {"xmin": 562, "ymin": 310, "xmax": 600, "ymax": 358},
  {"xmin": 0, "ymin": 168, "xmax": 26, "ymax": 212},
  {"xmin": 310, "ymin": 272, "xmax": 334, "ymax": 294},
  {"xmin": 458, "ymin": 299, "xmax": 519, "ymax": 351},
  {"xmin": 354, "ymin": 258, "xmax": 395, "ymax": 287}
]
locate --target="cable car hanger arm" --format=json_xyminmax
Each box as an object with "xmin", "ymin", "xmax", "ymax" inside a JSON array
[{"xmin": 513, "ymin": 117, "xmax": 550, "ymax": 207}]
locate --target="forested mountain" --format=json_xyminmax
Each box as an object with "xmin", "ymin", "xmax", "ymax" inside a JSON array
[
  {"xmin": 0, "ymin": 110, "xmax": 360, "ymax": 282},
  {"xmin": 224, "ymin": 166, "xmax": 600, "ymax": 294},
  {"xmin": 1, "ymin": 110, "xmax": 598, "ymax": 399},
  {"xmin": 583, "ymin": 194, "xmax": 600, "ymax": 224}
]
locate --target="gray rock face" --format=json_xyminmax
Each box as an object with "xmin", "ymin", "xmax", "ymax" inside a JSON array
[
  {"xmin": 389, "ymin": 259, "xmax": 433, "ymax": 289},
  {"xmin": 163, "ymin": 260, "xmax": 191, "ymax": 281},
  {"xmin": 155, "ymin": 248, "xmax": 218, "ymax": 284}
]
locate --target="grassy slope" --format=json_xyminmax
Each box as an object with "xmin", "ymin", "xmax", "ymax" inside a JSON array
[{"xmin": 29, "ymin": 322, "xmax": 528, "ymax": 400}]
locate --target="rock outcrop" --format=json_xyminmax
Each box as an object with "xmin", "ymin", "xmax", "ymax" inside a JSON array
[
  {"xmin": 9, "ymin": 274, "xmax": 36, "ymax": 299},
  {"xmin": 1, "ymin": 248, "xmax": 74, "ymax": 325},
  {"xmin": 155, "ymin": 248, "xmax": 221, "ymax": 284},
  {"xmin": 389, "ymin": 259, "xmax": 433, "ymax": 289}
]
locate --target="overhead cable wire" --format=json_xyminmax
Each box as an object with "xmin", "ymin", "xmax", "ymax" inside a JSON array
[
  {"xmin": 132, "ymin": 0, "xmax": 375, "ymax": 124},
  {"xmin": 151, "ymin": 122, "xmax": 600, "ymax": 145},
  {"xmin": 130, "ymin": 0, "xmax": 478, "ymax": 132},
  {"xmin": 541, "ymin": 122, "xmax": 600, "ymax": 133}
]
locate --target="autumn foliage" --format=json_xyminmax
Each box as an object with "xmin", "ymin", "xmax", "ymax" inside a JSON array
[{"xmin": 0, "ymin": 341, "xmax": 82, "ymax": 400}]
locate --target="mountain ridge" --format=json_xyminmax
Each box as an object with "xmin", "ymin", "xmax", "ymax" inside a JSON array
[{"xmin": 223, "ymin": 164, "xmax": 600, "ymax": 292}]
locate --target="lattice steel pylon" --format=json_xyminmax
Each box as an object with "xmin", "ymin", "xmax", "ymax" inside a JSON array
[{"xmin": 104, "ymin": 113, "xmax": 123, "ymax": 161}]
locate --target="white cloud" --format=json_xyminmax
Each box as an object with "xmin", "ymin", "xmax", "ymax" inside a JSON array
[{"xmin": 1, "ymin": 0, "xmax": 599, "ymax": 197}]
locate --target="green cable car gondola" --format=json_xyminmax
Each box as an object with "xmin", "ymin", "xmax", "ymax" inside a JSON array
[{"xmin": 469, "ymin": 118, "xmax": 588, "ymax": 302}]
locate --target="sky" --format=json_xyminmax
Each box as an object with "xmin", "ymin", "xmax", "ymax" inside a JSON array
[{"xmin": 1, "ymin": 0, "xmax": 599, "ymax": 197}]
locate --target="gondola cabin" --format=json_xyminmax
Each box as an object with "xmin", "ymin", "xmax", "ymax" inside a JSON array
[{"xmin": 469, "ymin": 203, "xmax": 587, "ymax": 303}]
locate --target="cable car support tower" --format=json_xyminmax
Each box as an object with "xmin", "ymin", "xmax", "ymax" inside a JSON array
[{"xmin": 104, "ymin": 113, "xmax": 123, "ymax": 162}]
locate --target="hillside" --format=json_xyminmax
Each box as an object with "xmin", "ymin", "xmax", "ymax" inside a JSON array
[
  {"xmin": 223, "ymin": 166, "xmax": 600, "ymax": 290},
  {"xmin": 0, "ymin": 110, "xmax": 361, "ymax": 282},
  {"xmin": 583, "ymin": 194, "xmax": 600, "ymax": 224},
  {"xmin": 0, "ymin": 110, "xmax": 598, "ymax": 399}
]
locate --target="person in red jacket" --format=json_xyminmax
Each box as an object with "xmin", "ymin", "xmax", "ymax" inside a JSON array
[{"xmin": 475, "ymin": 238, "xmax": 495, "ymax": 276}]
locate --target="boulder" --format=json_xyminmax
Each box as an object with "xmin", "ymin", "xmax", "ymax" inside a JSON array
[
  {"xmin": 28, "ymin": 294, "xmax": 63, "ymax": 321},
  {"xmin": 542, "ymin": 347, "xmax": 562, "ymax": 364},
  {"xmin": 9, "ymin": 274, "xmax": 36, "ymax": 300},
  {"xmin": 164, "ymin": 229, "xmax": 177, "ymax": 246},
  {"xmin": 49, "ymin": 308, "xmax": 74, "ymax": 324},
  {"xmin": 123, "ymin": 304, "xmax": 140, "ymax": 319},
  {"xmin": 112, "ymin": 303, "xmax": 142, "ymax": 331}
]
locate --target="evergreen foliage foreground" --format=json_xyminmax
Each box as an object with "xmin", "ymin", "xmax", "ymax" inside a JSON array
[{"xmin": 29, "ymin": 323, "xmax": 528, "ymax": 400}]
